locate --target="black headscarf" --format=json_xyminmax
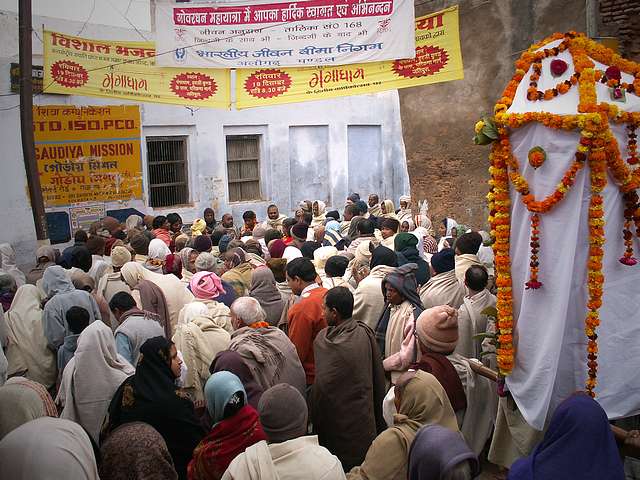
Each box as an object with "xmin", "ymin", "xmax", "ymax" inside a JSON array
[
  {"xmin": 106, "ymin": 336, "xmax": 205, "ymax": 480},
  {"xmin": 375, "ymin": 263, "xmax": 424, "ymax": 354},
  {"xmin": 70, "ymin": 246, "xmax": 92, "ymax": 272},
  {"xmin": 370, "ymin": 245, "xmax": 398, "ymax": 269}
]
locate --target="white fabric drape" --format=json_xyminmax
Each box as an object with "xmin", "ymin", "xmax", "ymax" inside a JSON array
[{"xmin": 504, "ymin": 40, "xmax": 640, "ymax": 429}]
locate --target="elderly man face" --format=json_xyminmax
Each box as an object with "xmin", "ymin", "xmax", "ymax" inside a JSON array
[
  {"xmin": 222, "ymin": 214, "xmax": 234, "ymax": 228},
  {"xmin": 368, "ymin": 194, "xmax": 379, "ymax": 207}
]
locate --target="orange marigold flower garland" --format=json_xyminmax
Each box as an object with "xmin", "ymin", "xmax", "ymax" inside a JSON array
[
  {"xmin": 489, "ymin": 131, "xmax": 514, "ymax": 376},
  {"xmin": 526, "ymin": 43, "xmax": 579, "ymax": 102},
  {"xmin": 526, "ymin": 213, "xmax": 542, "ymax": 289},
  {"xmin": 485, "ymin": 31, "xmax": 639, "ymax": 383},
  {"xmin": 585, "ymin": 147, "xmax": 606, "ymax": 397},
  {"xmin": 619, "ymin": 124, "xmax": 640, "ymax": 265}
]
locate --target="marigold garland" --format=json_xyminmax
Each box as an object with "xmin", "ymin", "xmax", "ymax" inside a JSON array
[{"xmin": 485, "ymin": 31, "xmax": 640, "ymax": 391}]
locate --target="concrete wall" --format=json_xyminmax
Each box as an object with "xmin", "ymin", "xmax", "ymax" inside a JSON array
[
  {"xmin": 400, "ymin": 0, "xmax": 589, "ymax": 229},
  {"xmin": 0, "ymin": 11, "xmax": 409, "ymax": 265}
]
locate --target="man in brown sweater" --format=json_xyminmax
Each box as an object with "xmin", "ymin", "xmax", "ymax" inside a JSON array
[{"xmin": 286, "ymin": 257, "xmax": 327, "ymax": 386}]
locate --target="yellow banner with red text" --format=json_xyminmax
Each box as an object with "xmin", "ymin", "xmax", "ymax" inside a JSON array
[
  {"xmin": 33, "ymin": 105, "xmax": 143, "ymax": 207},
  {"xmin": 235, "ymin": 6, "xmax": 463, "ymax": 108},
  {"xmin": 43, "ymin": 30, "xmax": 231, "ymax": 108}
]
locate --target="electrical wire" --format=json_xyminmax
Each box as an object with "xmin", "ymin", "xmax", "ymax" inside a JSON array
[{"xmin": 76, "ymin": 0, "xmax": 96, "ymax": 36}]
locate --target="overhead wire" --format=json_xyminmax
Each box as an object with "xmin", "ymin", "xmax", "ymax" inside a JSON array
[{"xmin": 0, "ymin": 15, "xmax": 294, "ymax": 111}]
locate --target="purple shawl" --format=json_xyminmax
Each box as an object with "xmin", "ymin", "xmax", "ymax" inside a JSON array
[
  {"xmin": 209, "ymin": 350, "xmax": 263, "ymax": 410},
  {"xmin": 508, "ymin": 394, "xmax": 624, "ymax": 480},
  {"xmin": 409, "ymin": 424, "xmax": 479, "ymax": 480}
]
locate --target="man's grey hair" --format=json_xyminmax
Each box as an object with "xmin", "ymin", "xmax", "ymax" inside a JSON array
[{"xmin": 230, "ymin": 297, "xmax": 267, "ymax": 325}]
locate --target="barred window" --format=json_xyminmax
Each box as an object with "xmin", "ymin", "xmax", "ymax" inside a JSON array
[
  {"xmin": 146, "ymin": 136, "xmax": 189, "ymax": 208},
  {"xmin": 226, "ymin": 135, "xmax": 261, "ymax": 202}
]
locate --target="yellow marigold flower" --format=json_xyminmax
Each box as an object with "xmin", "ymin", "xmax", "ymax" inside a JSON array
[{"xmin": 474, "ymin": 120, "xmax": 485, "ymax": 134}]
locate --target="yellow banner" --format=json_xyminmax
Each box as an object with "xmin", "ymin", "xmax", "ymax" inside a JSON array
[
  {"xmin": 236, "ymin": 6, "xmax": 463, "ymax": 109},
  {"xmin": 33, "ymin": 105, "xmax": 143, "ymax": 207},
  {"xmin": 43, "ymin": 31, "xmax": 231, "ymax": 108}
]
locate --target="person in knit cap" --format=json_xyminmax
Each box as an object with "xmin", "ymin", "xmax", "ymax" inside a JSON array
[
  {"xmin": 129, "ymin": 234, "xmax": 150, "ymax": 265},
  {"xmin": 420, "ymin": 249, "xmax": 466, "ymax": 310},
  {"xmin": 96, "ymin": 246, "xmax": 132, "ymax": 330},
  {"xmin": 224, "ymin": 383, "xmax": 346, "ymax": 479},
  {"xmin": 193, "ymin": 235, "xmax": 212, "ymax": 254},
  {"xmin": 283, "ymin": 223, "xmax": 306, "ymax": 261},
  {"xmin": 194, "ymin": 252, "xmax": 220, "ymax": 275},
  {"xmin": 190, "ymin": 271, "xmax": 237, "ymax": 314},
  {"xmin": 416, "ymin": 302, "xmax": 497, "ymax": 456},
  {"xmin": 311, "ymin": 287, "xmax": 386, "ymax": 471},
  {"xmin": 376, "ymin": 263, "xmax": 424, "ymax": 384},
  {"xmin": 268, "ymin": 239, "xmax": 287, "ymax": 259},
  {"xmin": 413, "ymin": 305, "xmax": 467, "ymax": 416}
]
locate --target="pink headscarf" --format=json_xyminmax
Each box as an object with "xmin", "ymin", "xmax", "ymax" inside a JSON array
[{"xmin": 190, "ymin": 271, "xmax": 226, "ymax": 299}]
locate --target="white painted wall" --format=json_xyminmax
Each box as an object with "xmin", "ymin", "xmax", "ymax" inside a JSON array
[{"xmin": 0, "ymin": 11, "xmax": 409, "ymax": 266}]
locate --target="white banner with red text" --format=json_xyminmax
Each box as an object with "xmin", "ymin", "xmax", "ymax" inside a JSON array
[{"xmin": 154, "ymin": 0, "xmax": 415, "ymax": 68}]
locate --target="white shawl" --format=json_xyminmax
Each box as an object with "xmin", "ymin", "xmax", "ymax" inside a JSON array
[
  {"xmin": 223, "ymin": 437, "xmax": 346, "ymax": 480},
  {"xmin": 56, "ymin": 321, "xmax": 134, "ymax": 443},
  {"xmin": 454, "ymin": 289, "xmax": 496, "ymax": 360},
  {"xmin": 0, "ymin": 243, "xmax": 25, "ymax": 287},
  {"xmin": 120, "ymin": 262, "xmax": 194, "ymax": 336},
  {"xmin": 4, "ymin": 285, "xmax": 57, "ymax": 388},
  {"xmin": 419, "ymin": 270, "xmax": 466, "ymax": 310},
  {"xmin": 172, "ymin": 309, "xmax": 231, "ymax": 403}
]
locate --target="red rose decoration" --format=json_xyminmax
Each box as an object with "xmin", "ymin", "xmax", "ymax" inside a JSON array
[
  {"xmin": 605, "ymin": 66, "xmax": 621, "ymax": 80},
  {"xmin": 550, "ymin": 59, "xmax": 568, "ymax": 77}
]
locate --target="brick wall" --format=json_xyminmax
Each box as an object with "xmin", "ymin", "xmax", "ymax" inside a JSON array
[{"xmin": 599, "ymin": 0, "xmax": 640, "ymax": 61}]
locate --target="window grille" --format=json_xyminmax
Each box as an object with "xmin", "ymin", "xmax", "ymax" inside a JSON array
[
  {"xmin": 146, "ymin": 136, "xmax": 189, "ymax": 208},
  {"xmin": 226, "ymin": 135, "xmax": 261, "ymax": 202}
]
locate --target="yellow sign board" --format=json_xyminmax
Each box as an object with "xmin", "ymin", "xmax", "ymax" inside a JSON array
[
  {"xmin": 33, "ymin": 105, "xmax": 143, "ymax": 207},
  {"xmin": 236, "ymin": 6, "xmax": 463, "ymax": 108},
  {"xmin": 43, "ymin": 31, "xmax": 231, "ymax": 108}
]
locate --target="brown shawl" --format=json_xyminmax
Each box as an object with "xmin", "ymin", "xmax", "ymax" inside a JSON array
[
  {"xmin": 311, "ymin": 319, "xmax": 387, "ymax": 471},
  {"xmin": 411, "ymin": 352, "xmax": 467, "ymax": 412},
  {"xmin": 135, "ymin": 280, "xmax": 171, "ymax": 339}
]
